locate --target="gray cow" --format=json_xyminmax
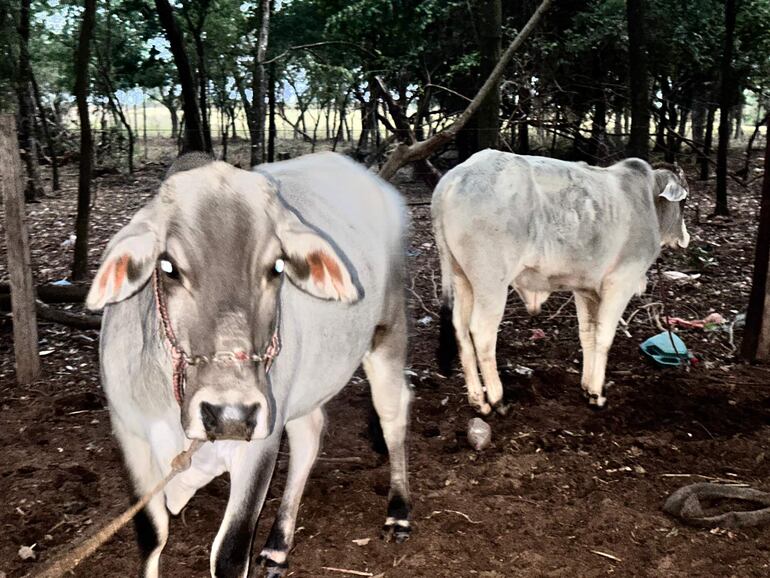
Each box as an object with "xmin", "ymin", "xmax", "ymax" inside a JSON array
[
  {"xmin": 433, "ymin": 150, "xmax": 689, "ymax": 414},
  {"xmin": 86, "ymin": 152, "xmax": 412, "ymax": 577}
]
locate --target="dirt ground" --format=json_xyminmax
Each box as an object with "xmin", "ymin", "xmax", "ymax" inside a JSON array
[{"xmin": 2, "ymin": 141, "xmax": 770, "ymax": 577}]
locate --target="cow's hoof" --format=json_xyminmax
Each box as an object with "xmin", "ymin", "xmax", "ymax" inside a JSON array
[
  {"xmin": 473, "ymin": 401, "xmax": 493, "ymax": 416},
  {"xmin": 255, "ymin": 554, "xmax": 289, "ymax": 578},
  {"xmin": 381, "ymin": 520, "xmax": 411, "ymax": 543},
  {"xmin": 587, "ymin": 394, "xmax": 607, "ymax": 410},
  {"xmin": 492, "ymin": 401, "xmax": 510, "ymax": 416}
]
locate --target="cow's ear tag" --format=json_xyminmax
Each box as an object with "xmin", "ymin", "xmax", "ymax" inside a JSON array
[{"xmin": 274, "ymin": 258, "xmax": 285, "ymax": 274}]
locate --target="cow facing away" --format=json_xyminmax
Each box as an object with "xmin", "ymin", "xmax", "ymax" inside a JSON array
[
  {"xmin": 433, "ymin": 150, "xmax": 689, "ymax": 414},
  {"xmin": 86, "ymin": 153, "xmax": 412, "ymax": 578}
]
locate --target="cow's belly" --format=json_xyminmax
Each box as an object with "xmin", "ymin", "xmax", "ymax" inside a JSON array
[{"xmin": 514, "ymin": 265, "xmax": 600, "ymax": 293}]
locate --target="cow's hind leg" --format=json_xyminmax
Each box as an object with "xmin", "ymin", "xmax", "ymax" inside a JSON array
[
  {"xmin": 469, "ymin": 284, "xmax": 508, "ymax": 414},
  {"xmin": 452, "ymin": 269, "xmax": 491, "ymax": 414},
  {"xmin": 585, "ymin": 279, "xmax": 636, "ymax": 408},
  {"xmin": 363, "ymin": 319, "xmax": 412, "ymax": 542},
  {"xmin": 113, "ymin": 418, "xmax": 169, "ymax": 578},
  {"xmin": 257, "ymin": 408, "xmax": 325, "ymax": 577},
  {"xmin": 574, "ymin": 291, "xmax": 599, "ymax": 399}
]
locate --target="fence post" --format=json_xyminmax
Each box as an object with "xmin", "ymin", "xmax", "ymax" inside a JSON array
[{"xmin": 1, "ymin": 113, "xmax": 41, "ymax": 384}]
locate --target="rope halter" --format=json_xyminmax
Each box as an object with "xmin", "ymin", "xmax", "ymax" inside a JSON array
[{"xmin": 151, "ymin": 267, "xmax": 281, "ymax": 406}]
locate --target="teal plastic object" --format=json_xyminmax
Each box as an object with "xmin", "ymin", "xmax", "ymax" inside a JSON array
[{"xmin": 639, "ymin": 331, "xmax": 691, "ymax": 367}]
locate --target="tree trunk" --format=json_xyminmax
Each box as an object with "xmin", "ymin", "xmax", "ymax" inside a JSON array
[
  {"xmin": 715, "ymin": 0, "xmax": 736, "ymax": 216},
  {"xmin": 107, "ymin": 92, "xmax": 134, "ymax": 173},
  {"xmin": 332, "ymin": 91, "xmax": 348, "ymax": 151},
  {"xmin": 456, "ymin": 0, "xmax": 501, "ymax": 160},
  {"xmin": 185, "ymin": 13, "xmax": 213, "ymax": 153},
  {"xmin": 0, "ymin": 115, "xmax": 41, "ymax": 383},
  {"xmin": 249, "ymin": 0, "xmax": 271, "ymax": 166},
  {"xmin": 267, "ymin": 62, "xmax": 276, "ymax": 162},
  {"xmin": 142, "ymin": 95, "xmax": 148, "ymax": 160},
  {"xmin": 741, "ymin": 115, "xmax": 770, "ymax": 360},
  {"xmin": 16, "ymin": 0, "xmax": 43, "ymax": 201},
  {"xmin": 588, "ymin": 93, "xmax": 607, "ymax": 162},
  {"xmin": 674, "ymin": 102, "xmax": 689, "ymax": 155},
  {"xmin": 99, "ymin": 63, "xmax": 134, "ymax": 173},
  {"xmin": 692, "ymin": 99, "xmax": 706, "ymax": 149},
  {"xmin": 626, "ymin": 0, "xmax": 650, "ymax": 159},
  {"xmin": 72, "ymin": 0, "xmax": 96, "ymax": 282},
  {"xmin": 168, "ymin": 101, "xmax": 179, "ymax": 140},
  {"xmin": 733, "ymin": 102, "xmax": 743, "ymax": 140},
  {"xmin": 221, "ymin": 105, "xmax": 228, "ymax": 161},
  {"xmin": 740, "ymin": 111, "xmax": 769, "ymax": 180},
  {"xmin": 517, "ymin": 83, "xmax": 530, "ymax": 155},
  {"xmin": 700, "ymin": 105, "xmax": 717, "ymax": 180},
  {"xmin": 30, "ymin": 70, "xmax": 60, "ymax": 191},
  {"xmin": 664, "ymin": 94, "xmax": 678, "ymax": 162},
  {"xmin": 229, "ymin": 105, "xmax": 237, "ymax": 139},
  {"xmin": 154, "ymin": 0, "xmax": 206, "ymax": 153}
]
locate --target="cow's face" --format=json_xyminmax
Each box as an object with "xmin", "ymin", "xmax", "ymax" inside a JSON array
[
  {"xmin": 86, "ymin": 160, "xmax": 360, "ymax": 441},
  {"xmin": 653, "ymin": 167, "xmax": 690, "ymax": 250}
]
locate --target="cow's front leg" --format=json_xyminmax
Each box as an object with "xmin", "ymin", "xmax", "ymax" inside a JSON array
[
  {"xmin": 585, "ymin": 280, "xmax": 635, "ymax": 408},
  {"xmin": 574, "ymin": 291, "xmax": 598, "ymax": 399},
  {"xmin": 210, "ymin": 434, "xmax": 282, "ymax": 578},
  {"xmin": 257, "ymin": 408, "xmax": 325, "ymax": 577},
  {"xmin": 113, "ymin": 416, "xmax": 170, "ymax": 578}
]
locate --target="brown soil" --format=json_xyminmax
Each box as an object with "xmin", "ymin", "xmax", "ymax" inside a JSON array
[{"xmin": 2, "ymin": 144, "xmax": 770, "ymax": 577}]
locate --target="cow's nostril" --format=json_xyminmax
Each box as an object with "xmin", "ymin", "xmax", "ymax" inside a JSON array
[
  {"xmin": 244, "ymin": 403, "xmax": 259, "ymax": 436},
  {"xmin": 201, "ymin": 401, "xmax": 221, "ymax": 435}
]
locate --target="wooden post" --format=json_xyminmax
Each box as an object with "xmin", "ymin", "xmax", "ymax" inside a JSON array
[{"xmin": 0, "ymin": 114, "xmax": 41, "ymax": 383}]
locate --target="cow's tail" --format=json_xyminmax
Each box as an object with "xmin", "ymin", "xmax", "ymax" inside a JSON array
[{"xmin": 432, "ymin": 194, "xmax": 458, "ymax": 376}]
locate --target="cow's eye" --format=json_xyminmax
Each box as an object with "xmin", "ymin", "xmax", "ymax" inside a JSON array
[
  {"xmin": 159, "ymin": 255, "xmax": 180, "ymax": 280},
  {"xmin": 274, "ymin": 258, "xmax": 285, "ymax": 274}
]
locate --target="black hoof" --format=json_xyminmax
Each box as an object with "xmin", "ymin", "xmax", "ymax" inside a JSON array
[{"xmin": 381, "ymin": 522, "xmax": 412, "ymax": 543}]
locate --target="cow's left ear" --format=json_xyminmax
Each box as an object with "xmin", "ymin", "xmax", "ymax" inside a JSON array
[
  {"xmin": 659, "ymin": 177, "xmax": 688, "ymax": 202},
  {"xmin": 275, "ymin": 211, "xmax": 360, "ymax": 304},
  {"xmin": 86, "ymin": 206, "xmax": 161, "ymax": 310}
]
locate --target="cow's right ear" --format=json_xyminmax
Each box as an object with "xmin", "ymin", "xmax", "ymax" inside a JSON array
[
  {"xmin": 659, "ymin": 180, "xmax": 688, "ymax": 202},
  {"xmin": 86, "ymin": 212, "xmax": 160, "ymax": 311}
]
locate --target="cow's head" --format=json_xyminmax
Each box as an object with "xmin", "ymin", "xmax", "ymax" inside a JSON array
[
  {"xmin": 86, "ymin": 156, "xmax": 360, "ymax": 441},
  {"xmin": 652, "ymin": 163, "xmax": 690, "ymax": 250}
]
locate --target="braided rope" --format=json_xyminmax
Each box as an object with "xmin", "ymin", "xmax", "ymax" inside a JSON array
[{"xmin": 152, "ymin": 267, "xmax": 282, "ymax": 406}]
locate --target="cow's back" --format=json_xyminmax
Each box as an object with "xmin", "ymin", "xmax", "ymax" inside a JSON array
[
  {"xmin": 434, "ymin": 150, "xmax": 661, "ymax": 293},
  {"xmin": 258, "ymin": 153, "xmax": 407, "ymax": 418}
]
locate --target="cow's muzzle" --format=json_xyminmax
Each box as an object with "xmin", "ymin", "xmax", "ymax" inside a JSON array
[{"xmin": 185, "ymin": 384, "xmax": 271, "ymax": 441}]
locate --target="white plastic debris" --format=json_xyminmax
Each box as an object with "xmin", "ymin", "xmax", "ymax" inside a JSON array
[
  {"xmin": 352, "ymin": 538, "xmax": 371, "ymax": 546},
  {"xmin": 513, "ymin": 365, "xmax": 534, "ymax": 377},
  {"xmin": 60, "ymin": 234, "xmax": 76, "ymax": 248},
  {"xmin": 18, "ymin": 544, "xmax": 36, "ymax": 560},
  {"xmin": 467, "ymin": 418, "xmax": 492, "ymax": 451},
  {"xmin": 417, "ymin": 315, "xmax": 433, "ymax": 326},
  {"xmin": 662, "ymin": 271, "xmax": 701, "ymax": 282}
]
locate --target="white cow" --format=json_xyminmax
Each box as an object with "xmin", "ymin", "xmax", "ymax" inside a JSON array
[
  {"xmin": 86, "ymin": 153, "xmax": 412, "ymax": 577},
  {"xmin": 433, "ymin": 150, "xmax": 689, "ymax": 414}
]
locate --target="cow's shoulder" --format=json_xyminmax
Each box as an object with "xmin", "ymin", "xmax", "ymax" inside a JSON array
[
  {"xmin": 610, "ymin": 157, "xmax": 653, "ymax": 179},
  {"xmin": 607, "ymin": 157, "xmax": 655, "ymax": 193}
]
